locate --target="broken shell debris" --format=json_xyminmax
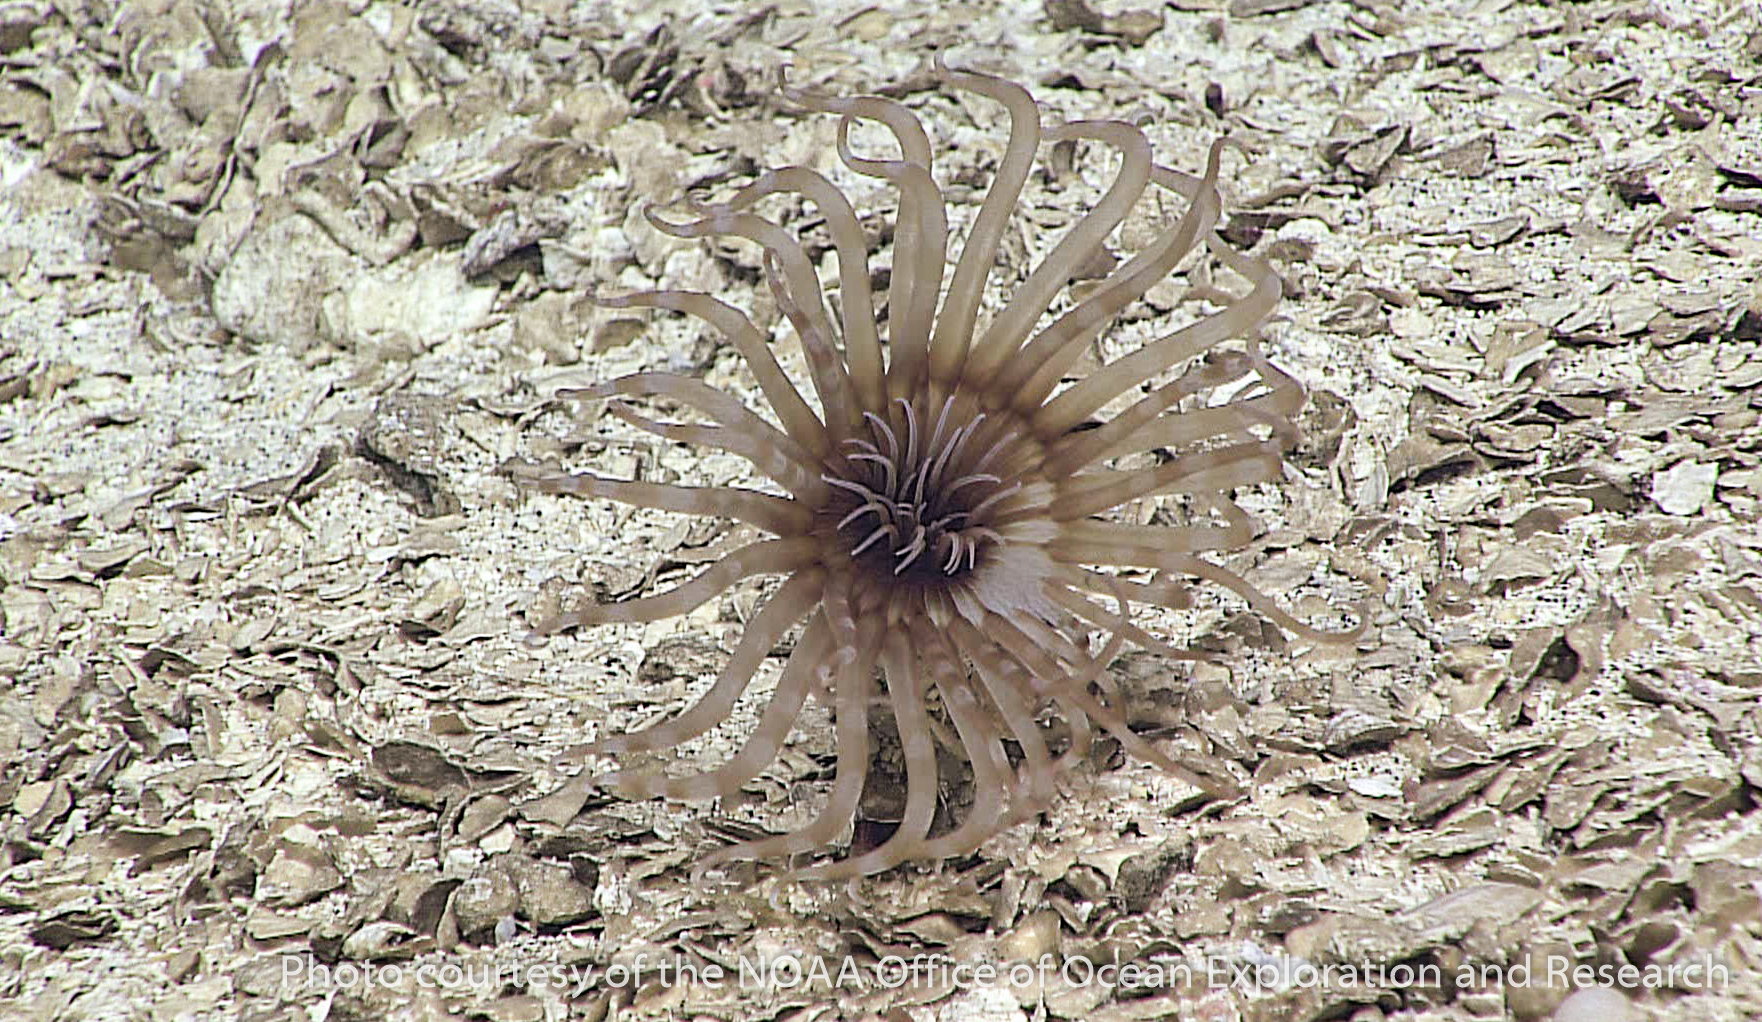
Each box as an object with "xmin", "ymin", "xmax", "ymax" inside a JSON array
[{"xmin": 1, "ymin": 1, "xmax": 1758, "ymax": 1020}]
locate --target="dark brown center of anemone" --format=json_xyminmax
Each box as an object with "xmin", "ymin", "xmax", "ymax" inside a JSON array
[{"xmin": 821, "ymin": 395, "xmax": 1018, "ymax": 586}]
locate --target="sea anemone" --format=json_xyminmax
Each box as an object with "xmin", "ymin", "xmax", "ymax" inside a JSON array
[{"xmin": 507, "ymin": 63, "xmax": 1342, "ymax": 880}]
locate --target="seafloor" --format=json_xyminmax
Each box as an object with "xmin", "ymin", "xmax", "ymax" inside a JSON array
[{"xmin": 0, "ymin": 0, "xmax": 1758, "ymax": 1019}]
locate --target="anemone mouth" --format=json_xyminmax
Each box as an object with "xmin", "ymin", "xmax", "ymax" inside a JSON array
[{"xmin": 820, "ymin": 392, "xmax": 1031, "ymax": 588}]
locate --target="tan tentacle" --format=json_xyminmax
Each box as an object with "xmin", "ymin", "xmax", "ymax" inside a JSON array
[
  {"xmin": 717, "ymin": 167, "xmax": 885, "ymax": 413},
  {"xmin": 1045, "ymin": 342, "xmax": 1299, "ymax": 477},
  {"xmin": 909, "ymin": 626, "xmax": 1012, "ymax": 862},
  {"xmin": 601, "ymin": 614, "xmax": 828, "ymax": 801},
  {"xmin": 503, "ymin": 461, "xmax": 808, "ymax": 535},
  {"xmin": 646, "ymin": 204, "xmax": 854, "ymax": 427},
  {"xmin": 1047, "ymin": 504, "xmax": 1257, "ymax": 564},
  {"xmin": 955, "ymin": 621, "xmax": 1059, "ymax": 816},
  {"xmin": 1051, "ymin": 440, "xmax": 1282, "ymax": 521},
  {"xmin": 964, "ymin": 121, "xmax": 1150, "ymax": 383},
  {"xmin": 541, "ymin": 538, "xmax": 819, "ymax": 632},
  {"xmin": 1001, "ymin": 135, "xmax": 1222, "ymax": 414},
  {"xmin": 794, "ymin": 627, "xmax": 938, "ymax": 879},
  {"xmin": 987, "ymin": 597, "xmax": 1240, "ymax": 800},
  {"xmin": 587, "ymin": 289, "xmax": 828, "ymax": 458},
  {"xmin": 1165, "ymin": 552, "xmax": 1367, "ymax": 644},
  {"xmin": 694, "ymin": 613, "xmax": 878, "ymax": 883},
  {"xmin": 1035, "ymin": 161, "xmax": 1284, "ymax": 436},
  {"xmin": 929, "ymin": 60, "xmax": 1040, "ymax": 386},
  {"xmin": 580, "ymin": 371, "xmax": 824, "ymax": 498},
  {"xmin": 783, "ymin": 84, "xmax": 947, "ymax": 397},
  {"xmin": 575, "ymin": 568, "xmax": 824, "ymax": 758}
]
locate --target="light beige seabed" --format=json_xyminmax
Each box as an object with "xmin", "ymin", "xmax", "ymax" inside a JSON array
[{"xmin": 0, "ymin": 1, "xmax": 1758, "ymax": 1020}]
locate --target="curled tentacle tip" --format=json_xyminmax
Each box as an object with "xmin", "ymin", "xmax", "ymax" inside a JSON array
[
  {"xmin": 585, "ymin": 288, "xmax": 641, "ymax": 310},
  {"xmin": 1332, "ymin": 603, "xmax": 1375, "ymax": 644},
  {"xmin": 1205, "ymin": 135, "xmax": 1252, "ymax": 173},
  {"xmin": 775, "ymin": 65, "xmax": 826, "ymax": 111},
  {"xmin": 557, "ymin": 379, "xmax": 615, "ymax": 399},
  {"xmin": 760, "ymin": 249, "xmax": 789, "ymax": 282},
  {"xmin": 781, "ymin": 79, "xmax": 853, "ymax": 118},
  {"xmin": 671, "ymin": 193, "xmax": 718, "ymax": 217},
  {"xmin": 641, "ymin": 198, "xmax": 713, "ymax": 234},
  {"xmin": 833, "ymin": 117, "xmax": 862, "ymax": 166}
]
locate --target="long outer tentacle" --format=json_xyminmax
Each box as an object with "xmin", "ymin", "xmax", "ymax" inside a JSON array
[
  {"xmin": 587, "ymin": 289, "xmax": 828, "ymax": 458},
  {"xmin": 693, "ymin": 614, "xmax": 879, "ymax": 882},
  {"xmin": 964, "ymin": 120, "xmax": 1150, "ymax": 384},
  {"xmin": 574, "ymin": 568, "xmax": 824, "ymax": 758},
  {"xmin": 600, "ymin": 615, "xmax": 829, "ymax": 801},
  {"xmin": 929, "ymin": 61, "xmax": 1040, "ymax": 386},
  {"xmin": 542, "ymin": 538, "xmax": 819, "ymax": 631},
  {"xmin": 793, "ymin": 627, "xmax": 938, "ymax": 879}
]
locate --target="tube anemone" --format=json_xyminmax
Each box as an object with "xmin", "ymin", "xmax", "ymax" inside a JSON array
[{"xmin": 506, "ymin": 63, "xmax": 1351, "ymax": 881}]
